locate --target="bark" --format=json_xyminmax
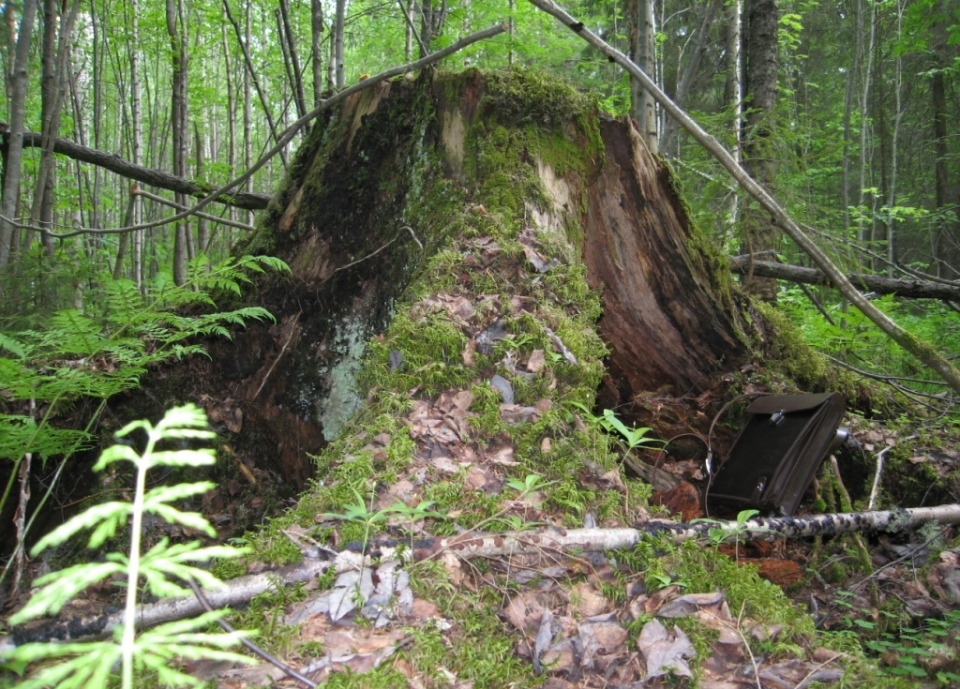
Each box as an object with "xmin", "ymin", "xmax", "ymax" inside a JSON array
[
  {"xmin": 311, "ymin": 0, "xmax": 324, "ymax": 106},
  {"xmin": 628, "ymin": 0, "xmax": 658, "ymax": 153},
  {"xmin": 12, "ymin": 131, "xmax": 272, "ymax": 210},
  {"xmin": 584, "ymin": 118, "xmax": 747, "ymax": 397},
  {"xmin": 528, "ymin": 0, "xmax": 960, "ymax": 396},
  {"xmin": 729, "ymin": 256, "xmax": 960, "ymax": 302},
  {"xmin": 740, "ymin": 0, "xmax": 779, "ymax": 301},
  {"xmin": 0, "ymin": 0, "xmax": 38, "ymax": 271},
  {"xmin": 9, "ymin": 503, "xmax": 959, "ymax": 645}
]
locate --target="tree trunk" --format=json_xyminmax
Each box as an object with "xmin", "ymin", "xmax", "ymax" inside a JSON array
[
  {"xmin": 166, "ymin": 0, "xmax": 188, "ymax": 286},
  {"xmin": 131, "ymin": 0, "xmax": 145, "ymax": 287},
  {"xmin": 334, "ymin": 0, "xmax": 345, "ymax": 87},
  {"xmin": 628, "ymin": 0, "xmax": 658, "ymax": 153},
  {"xmin": 0, "ymin": 0, "xmax": 38, "ymax": 274},
  {"xmin": 931, "ymin": 7, "xmax": 960, "ymax": 279},
  {"xmin": 740, "ymin": 0, "xmax": 779, "ymax": 302},
  {"xmin": 311, "ymin": 0, "xmax": 324, "ymax": 105}
]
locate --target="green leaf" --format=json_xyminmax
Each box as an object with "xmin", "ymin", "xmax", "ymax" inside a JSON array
[
  {"xmin": 9, "ymin": 561, "xmax": 125, "ymax": 623},
  {"xmin": 30, "ymin": 501, "xmax": 132, "ymax": 555}
]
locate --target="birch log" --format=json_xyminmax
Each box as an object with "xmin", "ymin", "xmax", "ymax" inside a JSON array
[{"xmin": 7, "ymin": 503, "xmax": 959, "ymax": 647}]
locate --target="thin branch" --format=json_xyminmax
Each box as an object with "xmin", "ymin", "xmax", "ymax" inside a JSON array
[
  {"xmin": 188, "ymin": 579, "xmax": 317, "ymax": 689},
  {"xmin": 133, "ymin": 188, "xmax": 254, "ymax": 231}
]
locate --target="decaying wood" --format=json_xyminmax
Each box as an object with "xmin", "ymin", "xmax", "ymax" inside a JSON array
[
  {"xmin": 729, "ymin": 256, "xmax": 960, "ymax": 302},
  {"xmin": 584, "ymin": 117, "xmax": 749, "ymax": 396},
  {"xmin": 528, "ymin": 0, "xmax": 960, "ymax": 396},
  {"xmin": 8, "ymin": 503, "xmax": 958, "ymax": 647}
]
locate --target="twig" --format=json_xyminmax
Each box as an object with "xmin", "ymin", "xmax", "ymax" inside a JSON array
[
  {"xmin": 848, "ymin": 525, "xmax": 951, "ymax": 592},
  {"xmin": 735, "ymin": 601, "xmax": 762, "ymax": 689},
  {"xmin": 867, "ymin": 445, "xmax": 893, "ymax": 510},
  {"xmin": 327, "ymin": 226, "xmax": 423, "ymax": 279},
  {"xmin": 133, "ymin": 187, "xmax": 255, "ymax": 231},
  {"xmin": 187, "ymin": 579, "xmax": 317, "ymax": 689}
]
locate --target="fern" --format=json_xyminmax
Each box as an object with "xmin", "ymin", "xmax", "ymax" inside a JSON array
[
  {"xmin": 3, "ymin": 405, "xmax": 254, "ymax": 689},
  {"xmin": 0, "ymin": 254, "xmax": 289, "ymax": 589}
]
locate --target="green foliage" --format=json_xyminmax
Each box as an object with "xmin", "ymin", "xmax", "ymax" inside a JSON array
[
  {"xmin": 0, "ymin": 254, "xmax": 288, "ymax": 587},
  {"xmin": 833, "ymin": 595, "xmax": 960, "ymax": 686},
  {"xmin": 2, "ymin": 405, "xmax": 254, "ymax": 689}
]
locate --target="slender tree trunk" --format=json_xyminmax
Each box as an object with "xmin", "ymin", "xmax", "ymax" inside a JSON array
[
  {"xmin": 243, "ymin": 0, "xmax": 253, "ymax": 227},
  {"xmin": 724, "ymin": 0, "xmax": 743, "ymax": 228},
  {"xmin": 223, "ymin": 0, "xmax": 288, "ymax": 168},
  {"xmin": 930, "ymin": 4, "xmax": 960, "ymax": 279},
  {"xmin": 856, "ymin": 1, "xmax": 876, "ymax": 248},
  {"xmin": 659, "ymin": 0, "xmax": 723, "ymax": 157},
  {"xmin": 629, "ymin": 0, "xmax": 658, "ymax": 153},
  {"xmin": 220, "ymin": 22, "xmax": 237, "ymax": 236},
  {"xmin": 885, "ymin": 0, "xmax": 906, "ymax": 277},
  {"xmin": 279, "ymin": 0, "xmax": 307, "ymax": 132},
  {"xmin": 311, "ymin": 0, "xmax": 324, "ymax": 105},
  {"xmin": 0, "ymin": 0, "xmax": 38, "ymax": 275},
  {"xmin": 335, "ymin": 0, "xmax": 345, "ymax": 86},
  {"xmin": 31, "ymin": 0, "xmax": 80, "ymax": 268},
  {"xmin": 840, "ymin": 0, "xmax": 862, "ymax": 240},
  {"xmin": 167, "ymin": 0, "xmax": 188, "ymax": 285},
  {"xmin": 739, "ymin": 0, "xmax": 779, "ymax": 301},
  {"xmin": 131, "ymin": 0, "xmax": 145, "ymax": 288}
]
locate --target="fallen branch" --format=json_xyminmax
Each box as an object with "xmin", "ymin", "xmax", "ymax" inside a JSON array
[
  {"xmin": 10, "ymin": 132, "xmax": 272, "ymax": 211},
  {"xmin": 526, "ymin": 0, "xmax": 960, "ymax": 396},
  {"xmin": 16, "ymin": 23, "xmax": 506, "ymax": 240},
  {"xmin": 7, "ymin": 503, "xmax": 959, "ymax": 647},
  {"xmin": 728, "ymin": 257, "xmax": 960, "ymax": 302}
]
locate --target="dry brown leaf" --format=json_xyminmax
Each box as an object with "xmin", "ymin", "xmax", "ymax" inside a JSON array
[
  {"xmin": 571, "ymin": 582, "xmax": 611, "ymax": 617},
  {"xmin": 527, "ymin": 349, "xmax": 546, "ymax": 372},
  {"xmin": 502, "ymin": 590, "xmax": 547, "ymax": 630}
]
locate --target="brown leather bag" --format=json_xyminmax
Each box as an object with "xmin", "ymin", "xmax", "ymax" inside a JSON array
[{"xmin": 707, "ymin": 393, "xmax": 848, "ymax": 516}]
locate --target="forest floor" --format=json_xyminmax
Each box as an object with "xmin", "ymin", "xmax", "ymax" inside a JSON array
[{"xmin": 169, "ymin": 227, "xmax": 960, "ymax": 687}]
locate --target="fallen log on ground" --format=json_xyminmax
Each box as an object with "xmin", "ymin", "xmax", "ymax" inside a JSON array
[
  {"xmin": 729, "ymin": 257, "xmax": 960, "ymax": 302},
  {"xmin": 7, "ymin": 503, "xmax": 959, "ymax": 647}
]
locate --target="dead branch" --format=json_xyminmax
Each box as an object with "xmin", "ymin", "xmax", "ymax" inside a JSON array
[
  {"xmin": 728, "ymin": 256, "xmax": 960, "ymax": 302},
  {"xmin": 6, "ymin": 502, "xmax": 959, "ymax": 647},
  {"xmin": 9, "ymin": 132, "xmax": 273, "ymax": 210},
  {"xmin": 526, "ymin": 0, "xmax": 960, "ymax": 396}
]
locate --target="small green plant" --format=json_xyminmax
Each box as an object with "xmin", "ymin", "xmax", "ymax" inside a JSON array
[
  {"xmin": 320, "ymin": 488, "xmax": 446, "ymax": 545},
  {"xmin": 505, "ymin": 473, "xmax": 558, "ymax": 495},
  {"xmin": 2, "ymin": 405, "xmax": 254, "ymax": 689},
  {"xmin": 845, "ymin": 604, "xmax": 960, "ymax": 685}
]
